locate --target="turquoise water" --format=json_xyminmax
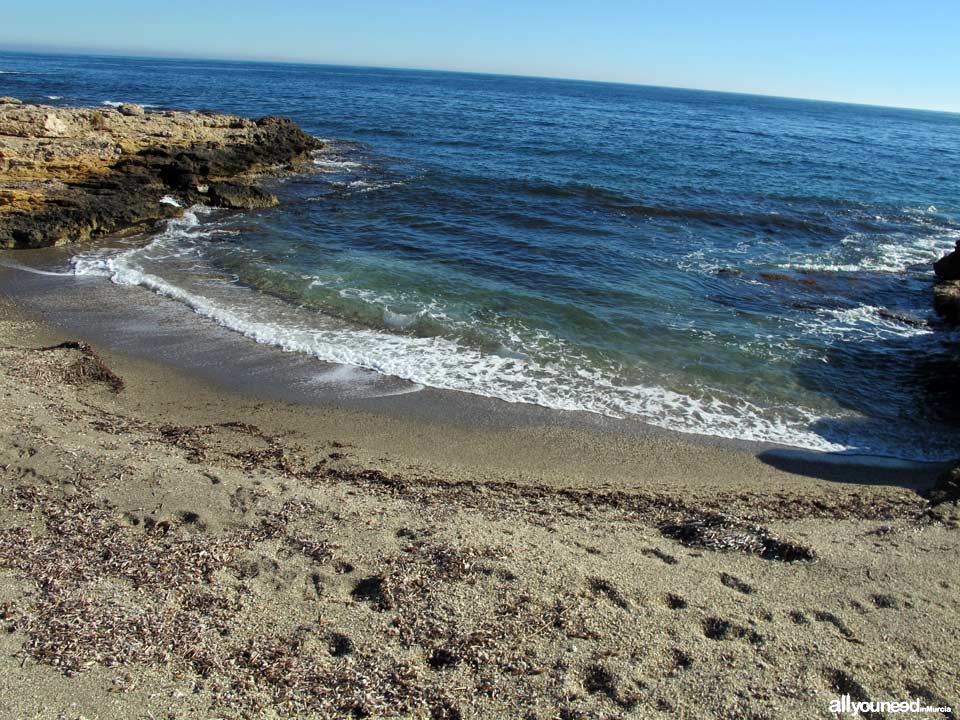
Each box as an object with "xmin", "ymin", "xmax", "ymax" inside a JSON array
[{"xmin": 3, "ymin": 52, "xmax": 960, "ymax": 458}]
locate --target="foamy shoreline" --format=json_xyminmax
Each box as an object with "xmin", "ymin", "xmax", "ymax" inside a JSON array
[{"xmin": 6, "ymin": 247, "xmax": 956, "ymax": 470}]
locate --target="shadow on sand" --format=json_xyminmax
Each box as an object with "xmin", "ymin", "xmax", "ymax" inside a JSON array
[{"xmin": 757, "ymin": 447, "xmax": 946, "ymax": 492}]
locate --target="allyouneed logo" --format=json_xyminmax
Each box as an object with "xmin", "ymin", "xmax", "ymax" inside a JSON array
[{"xmin": 829, "ymin": 695, "xmax": 952, "ymax": 715}]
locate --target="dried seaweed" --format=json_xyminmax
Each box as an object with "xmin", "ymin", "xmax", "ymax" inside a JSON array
[
  {"xmin": 659, "ymin": 512, "xmax": 817, "ymax": 562},
  {"xmin": 39, "ymin": 341, "xmax": 124, "ymax": 392}
]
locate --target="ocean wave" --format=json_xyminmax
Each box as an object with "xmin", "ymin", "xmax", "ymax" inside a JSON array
[
  {"xmin": 797, "ymin": 304, "xmax": 933, "ymax": 341},
  {"xmin": 484, "ymin": 177, "xmax": 843, "ymax": 237},
  {"xmin": 333, "ymin": 179, "xmax": 405, "ymax": 194},
  {"xmin": 613, "ymin": 202, "xmax": 839, "ymax": 236},
  {"xmin": 382, "ymin": 308, "xmax": 420, "ymax": 329},
  {"xmin": 312, "ymin": 157, "xmax": 362, "ymax": 172},
  {"xmin": 101, "ymin": 100, "xmax": 158, "ymax": 108},
  {"xmin": 77, "ymin": 257, "xmax": 851, "ymax": 451},
  {"xmin": 62, "ymin": 216, "xmax": 852, "ymax": 455},
  {"xmin": 498, "ymin": 178, "xmax": 633, "ymax": 205},
  {"xmin": 778, "ymin": 229, "xmax": 959, "ymax": 274},
  {"xmin": 70, "ymin": 208, "xmax": 206, "ymax": 277}
]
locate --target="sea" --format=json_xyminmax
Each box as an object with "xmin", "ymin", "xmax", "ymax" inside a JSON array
[{"xmin": 2, "ymin": 51, "xmax": 959, "ymax": 460}]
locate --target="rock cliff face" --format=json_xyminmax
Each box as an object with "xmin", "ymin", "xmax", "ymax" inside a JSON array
[
  {"xmin": 933, "ymin": 240, "xmax": 960, "ymax": 324},
  {"xmin": 0, "ymin": 98, "xmax": 322, "ymax": 248}
]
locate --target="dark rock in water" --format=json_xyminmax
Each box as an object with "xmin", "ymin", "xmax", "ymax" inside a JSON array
[
  {"xmin": 207, "ymin": 182, "xmax": 278, "ymax": 209},
  {"xmin": 933, "ymin": 242, "xmax": 960, "ymax": 324},
  {"xmin": 759, "ymin": 271, "xmax": 818, "ymax": 287},
  {"xmin": 876, "ymin": 307, "xmax": 927, "ymax": 328},
  {"xmin": 934, "ymin": 240, "xmax": 960, "ymax": 280},
  {"xmin": 933, "ymin": 280, "xmax": 960, "ymax": 324},
  {"xmin": 929, "ymin": 461, "xmax": 960, "ymax": 506},
  {"xmin": 0, "ymin": 188, "xmax": 185, "ymax": 248},
  {"xmin": 0, "ymin": 100, "xmax": 322, "ymax": 248}
]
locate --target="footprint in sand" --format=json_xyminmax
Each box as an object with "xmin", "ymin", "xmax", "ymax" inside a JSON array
[
  {"xmin": 719, "ymin": 572, "xmax": 754, "ymax": 595},
  {"xmin": 665, "ymin": 593, "xmax": 687, "ymax": 610}
]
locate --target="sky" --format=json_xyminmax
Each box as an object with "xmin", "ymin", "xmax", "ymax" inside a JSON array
[{"xmin": 2, "ymin": 1, "xmax": 959, "ymax": 112}]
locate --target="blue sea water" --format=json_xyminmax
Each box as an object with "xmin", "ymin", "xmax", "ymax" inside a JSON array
[{"xmin": 3, "ymin": 51, "xmax": 960, "ymax": 459}]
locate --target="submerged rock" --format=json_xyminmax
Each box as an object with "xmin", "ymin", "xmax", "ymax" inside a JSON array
[
  {"xmin": 876, "ymin": 307, "xmax": 927, "ymax": 328},
  {"xmin": 0, "ymin": 99, "xmax": 322, "ymax": 248}
]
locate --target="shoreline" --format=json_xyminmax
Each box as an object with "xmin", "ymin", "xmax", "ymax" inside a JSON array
[
  {"xmin": 7, "ymin": 198, "xmax": 957, "ymax": 464},
  {"xmin": 0, "ymin": 286, "xmax": 958, "ymax": 718},
  {"xmin": 0, "ymin": 256, "xmax": 946, "ymax": 490}
]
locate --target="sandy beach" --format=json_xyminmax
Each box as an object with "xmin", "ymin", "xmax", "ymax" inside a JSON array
[{"xmin": 0, "ymin": 287, "xmax": 957, "ymax": 719}]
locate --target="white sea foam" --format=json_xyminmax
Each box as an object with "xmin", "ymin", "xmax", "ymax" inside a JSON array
[
  {"xmin": 46, "ymin": 95, "xmax": 63, "ymax": 100},
  {"xmin": 312, "ymin": 158, "xmax": 362, "ymax": 172},
  {"xmin": 779, "ymin": 229, "xmax": 959, "ymax": 274},
  {"xmin": 302, "ymin": 364, "xmax": 424, "ymax": 398},
  {"xmin": 160, "ymin": 195, "xmax": 182, "ymax": 208},
  {"xmin": 383, "ymin": 308, "xmax": 419, "ymax": 329},
  {"xmin": 71, "ymin": 209, "xmax": 204, "ymax": 280},
  {"xmin": 101, "ymin": 100, "xmax": 158, "ymax": 108},
  {"xmin": 337, "ymin": 179, "xmax": 404, "ymax": 194},
  {"xmin": 0, "ymin": 261, "xmax": 75, "ymax": 277},
  {"xmin": 797, "ymin": 305, "xmax": 932, "ymax": 341}
]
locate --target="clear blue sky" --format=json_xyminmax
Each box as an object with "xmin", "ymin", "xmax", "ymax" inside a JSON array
[{"xmin": 3, "ymin": 1, "xmax": 959, "ymax": 112}]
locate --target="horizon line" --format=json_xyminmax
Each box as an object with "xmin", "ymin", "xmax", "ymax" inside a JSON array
[{"xmin": 1, "ymin": 43, "xmax": 958, "ymax": 117}]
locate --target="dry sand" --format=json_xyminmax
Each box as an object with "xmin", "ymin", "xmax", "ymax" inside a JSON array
[{"xmin": 0, "ymin": 291, "xmax": 957, "ymax": 719}]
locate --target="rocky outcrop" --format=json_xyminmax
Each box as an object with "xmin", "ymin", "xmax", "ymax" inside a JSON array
[
  {"xmin": 933, "ymin": 241, "xmax": 960, "ymax": 324},
  {"xmin": 0, "ymin": 98, "xmax": 322, "ymax": 248},
  {"xmin": 929, "ymin": 461, "xmax": 960, "ymax": 506}
]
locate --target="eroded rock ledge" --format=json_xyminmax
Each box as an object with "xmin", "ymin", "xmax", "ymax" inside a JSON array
[{"xmin": 0, "ymin": 97, "xmax": 322, "ymax": 248}]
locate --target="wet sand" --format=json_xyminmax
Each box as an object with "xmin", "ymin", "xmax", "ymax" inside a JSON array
[{"xmin": 0, "ymin": 275, "xmax": 957, "ymax": 719}]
